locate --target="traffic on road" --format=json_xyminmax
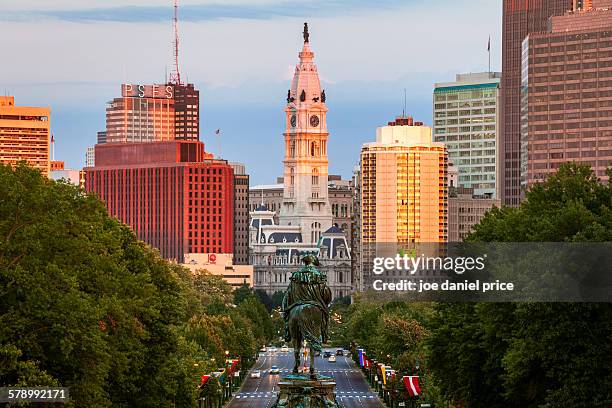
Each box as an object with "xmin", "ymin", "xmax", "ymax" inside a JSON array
[{"xmin": 228, "ymin": 346, "xmax": 383, "ymax": 408}]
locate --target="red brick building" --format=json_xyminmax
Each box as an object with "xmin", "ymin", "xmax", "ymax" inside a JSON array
[{"xmin": 85, "ymin": 140, "xmax": 234, "ymax": 262}]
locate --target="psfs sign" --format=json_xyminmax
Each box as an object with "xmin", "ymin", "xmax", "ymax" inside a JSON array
[{"xmin": 122, "ymin": 84, "xmax": 174, "ymax": 99}]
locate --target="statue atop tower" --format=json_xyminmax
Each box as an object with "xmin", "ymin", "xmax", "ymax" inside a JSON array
[{"xmin": 279, "ymin": 24, "xmax": 333, "ymax": 245}]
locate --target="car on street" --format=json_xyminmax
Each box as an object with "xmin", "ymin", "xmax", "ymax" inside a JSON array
[
  {"xmin": 328, "ymin": 355, "xmax": 336, "ymax": 363},
  {"xmin": 267, "ymin": 346, "xmax": 277, "ymax": 352},
  {"xmin": 336, "ymin": 349, "xmax": 344, "ymax": 356},
  {"xmin": 280, "ymin": 345, "xmax": 289, "ymax": 352},
  {"xmin": 270, "ymin": 365, "xmax": 280, "ymax": 374},
  {"xmin": 250, "ymin": 370, "xmax": 261, "ymax": 378},
  {"xmin": 323, "ymin": 351, "xmax": 332, "ymax": 358},
  {"xmin": 344, "ymin": 350, "xmax": 351, "ymax": 357}
]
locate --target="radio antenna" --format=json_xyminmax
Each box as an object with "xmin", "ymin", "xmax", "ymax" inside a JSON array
[{"xmin": 169, "ymin": 0, "xmax": 182, "ymax": 85}]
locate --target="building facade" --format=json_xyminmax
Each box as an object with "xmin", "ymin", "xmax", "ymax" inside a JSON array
[
  {"xmin": 0, "ymin": 96, "xmax": 50, "ymax": 176},
  {"xmin": 249, "ymin": 183, "xmax": 284, "ymax": 215},
  {"xmin": 86, "ymin": 146, "xmax": 95, "ymax": 167},
  {"xmin": 249, "ymin": 175, "xmax": 353, "ymax": 244},
  {"xmin": 85, "ymin": 140, "xmax": 234, "ymax": 263},
  {"xmin": 172, "ymin": 83, "xmax": 200, "ymax": 141},
  {"xmin": 360, "ymin": 116, "xmax": 448, "ymax": 287},
  {"xmin": 249, "ymin": 205, "xmax": 352, "ymax": 299},
  {"xmin": 250, "ymin": 24, "xmax": 351, "ymax": 299},
  {"xmin": 501, "ymin": 0, "xmax": 572, "ymax": 205},
  {"xmin": 97, "ymin": 131, "xmax": 107, "ymax": 144},
  {"xmin": 521, "ymin": 2, "xmax": 612, "ymax": 186},
  {"xmin": 231, "ymin": 162, "xmax": 250, "ymax": 265},
  {"xmin": 50, "ymin": 168, "xmax": 85, "ymax": 187},
  {"xmin": 106, "ymin": 84, "xmax": 176, "ymax": 144},
  {"xmin": 434, "ymin": 72, "xmax": 501, "ymax": 198},
  {"xmin": 448, "ymin": 187, "xmax": 501, "ymax": 242},
  {"xmin": 183, "ymin": 253, "xmax": 253, "ymax": 288},
  {"xmin": 351, "ymin": 164, "xmax": 363, "ymax": 292}
]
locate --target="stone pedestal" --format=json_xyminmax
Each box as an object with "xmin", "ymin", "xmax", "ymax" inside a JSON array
[{"xmin": 273, "ymin": 374, "xmax": 339, "ymax": 408}]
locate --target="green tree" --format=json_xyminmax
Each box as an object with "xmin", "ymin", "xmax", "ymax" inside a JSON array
[
  {"xmin": 233, "ymin": 284, "xmax": 252, "ymax": 305},
  {"xmin": 0, "ymin": 164, "xmax": 199, "ymax": 406},
  {"xmin": 428, "ymin": 163, "xmax": 612, "ymax": 407}
]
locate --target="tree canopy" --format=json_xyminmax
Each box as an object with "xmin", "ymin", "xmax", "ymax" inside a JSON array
[
  {"xmin": 428, "ymin": 163, "xmax": 612, "ymax": 407},
  {"xmin": 0, "ymin": 164, "xmax": 274, "ymax": 407}
]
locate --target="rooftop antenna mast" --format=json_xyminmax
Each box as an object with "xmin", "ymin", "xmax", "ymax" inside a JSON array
[{"xmin": 169, "ymin": 0, "xmax": 182, "ymax": 85}]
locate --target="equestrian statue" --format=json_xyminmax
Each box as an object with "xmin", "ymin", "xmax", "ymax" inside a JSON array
[{"xmin": 273, "ymin": 255, "xmax": 338, "ymax": 408}]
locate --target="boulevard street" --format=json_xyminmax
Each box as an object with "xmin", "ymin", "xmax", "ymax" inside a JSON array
[{"xmin": 228, "ymin": 349, "xmax": 383, "ymax": 408}]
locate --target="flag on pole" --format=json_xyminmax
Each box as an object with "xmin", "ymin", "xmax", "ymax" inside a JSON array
[
  {"xmin": 358, "ymin": 349, "xmax": 364, "ymax": 366},
  {"xmin": 51, "ymin": 134, "xmax": 55, "ymax": 143},
  {"xmin": 215, "ymin": 128, "xmax": 221, "ymax": 135},
  {"xmin": 201, "ymin": 375, "xmax": 210, "ymax": 386},
  {"xmin": 403, "ymin": 376, "xmax": 421, "ymax": 397},
  {"xmin": 487, "ymin": 36, "xmax": 491, "ymax": 52}
]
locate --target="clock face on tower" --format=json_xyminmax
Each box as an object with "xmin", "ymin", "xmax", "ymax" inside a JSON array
[
  {"xmin": 310, "ymin": 115, "xmax": 320, "ymax": 127},
  {"xmin": 290, "ymin": 115, "xmax": 297, "ymax": 127}
]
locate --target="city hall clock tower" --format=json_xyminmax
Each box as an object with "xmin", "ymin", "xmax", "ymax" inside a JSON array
[{"xmin": 279, "ymin": 23, "xmax": 333, "ymax": 244}]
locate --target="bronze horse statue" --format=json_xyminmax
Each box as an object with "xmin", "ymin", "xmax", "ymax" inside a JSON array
[{"xmin": 282, "ymin": 255, "xmax": 332, "ymax": 379}]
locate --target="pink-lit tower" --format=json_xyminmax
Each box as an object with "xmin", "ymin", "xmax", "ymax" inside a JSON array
[{"xmin": 279, "ymin": 23, "xmax": 333, "ymax": 244}]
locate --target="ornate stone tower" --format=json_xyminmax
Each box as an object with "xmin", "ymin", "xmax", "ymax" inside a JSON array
[{"xmin": 279, "ymin": 23, "xmax": 333, "ymax": 245}]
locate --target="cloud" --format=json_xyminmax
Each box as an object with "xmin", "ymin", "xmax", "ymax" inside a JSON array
[{"xmin": 2, "ymin": 0, "xmax": 411, "ymax": 23}]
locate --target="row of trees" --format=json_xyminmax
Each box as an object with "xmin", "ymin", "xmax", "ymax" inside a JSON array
[
  {"xmin": 0, "ymin": 164, "xmax": 276, "ymax": 407},
  {"xmin": 340, "ymin": 164, "xmax": 612, "ymax": 407}
]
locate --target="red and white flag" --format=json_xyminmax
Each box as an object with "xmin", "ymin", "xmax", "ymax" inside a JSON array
[{"xmin": 403, "ymin": 376, "xmax": 421, "ymax": 397}]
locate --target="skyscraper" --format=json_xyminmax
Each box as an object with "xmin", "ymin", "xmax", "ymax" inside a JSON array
[
  {"xmin": 0, "ymin": 96, "xmax": 50, "ymax": 176},
  {"xmin": 501, "ymin": 0, "xmax": 572, "ymax": 205},
  {"xmin": 360, "ymin": 116, "xmax": 448, "ymax": 245},
  {"xmin": 521, "ymin": 1, "xmax": 612, "ymax": 187},
  {"xmin": 359, "ymin": 116, "xmax": 448, "ymax": 287},
  {"xmin": 434, "ymin": 72, "xmax": 501, "ymax": 198},
  {"xmin": 106, "ymin": 84, "xmax": 176, "ymax": 143},
  {"xmin": 172, "ymin": 83, "xmax": 200, "ymax": 141}
]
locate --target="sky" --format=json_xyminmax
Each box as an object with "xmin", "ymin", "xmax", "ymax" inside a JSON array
[{"xmin": 0, "ymin": 0, "xmax": 502, "ymax": 185}]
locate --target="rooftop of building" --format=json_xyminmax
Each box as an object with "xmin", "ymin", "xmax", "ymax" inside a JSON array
[
  {"xmin": 0, "ymin": 96, "xmax": 50, "ymax": 118},
  {"xmin": 363, "ymin": 116, "xmax": 444, "ymax": 148},
  {"xmin": 434, "ymin": 72, "xmax": 501, "ymax": 92},
  {"xmin": 250, "ymin": 183, "xmax": 284, "ymax": 191}
]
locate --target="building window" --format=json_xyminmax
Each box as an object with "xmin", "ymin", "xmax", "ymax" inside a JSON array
[{"xmin": 312, "ymin": 168, "xmax": 319, "ymax": 186}]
